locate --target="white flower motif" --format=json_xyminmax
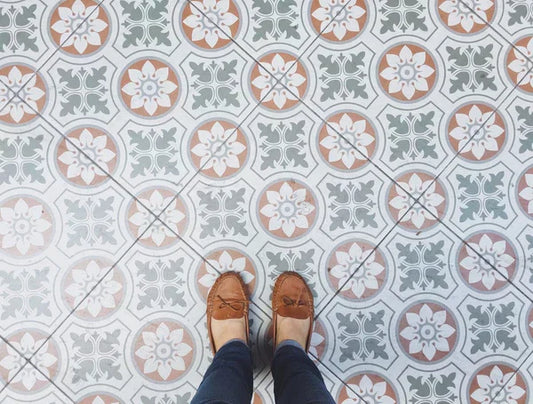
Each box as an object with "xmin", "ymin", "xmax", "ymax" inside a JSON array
[
  {"xmin": 129, "ymin": 191, "xmax": 185, "ymax": 246},
  {"xmin": 312, "ymin": 0, "xmax": 366, "ymax": 40},
  {"xmin": 519, "ymin": 173, "xmax": 533, "ymax": 214},
  {"xmin": 439, "ymin": 0, "xmax": 492, "ymax": 32},
  {"xmin": 260, "ymin": 182, "xmax": 315, "ymax": 237},
  {"xmin": 460, "ymin": 234, "xmax": 514, "ymax": 290},
  {"xmin": 135, "ymin": 322, "xmax": 192, "ymax": 380},
  {"xmin": 0, "ymin": 66, "xmax": 44, "ymax": 123},
  {"xmin": 400, "ymin": 304, "xmax": 455, "ymax": 361},
  {"xmin": 122, "ymin": 61, "xmax": 178, "ymax": 116},
  {"xmin": 342, "ymin": 375, "xmax": 396, "ymax": 404},
  {"xmin": 183, "ymin": 0, "xmax": 238, "ymax": 48},
  {"xmin": 58, "ymin": 129, "xmax": 115, "ymax": 184},
  {"xmin": 51, "ymin": 0, "xmax": 108, "ymax": 53},
  {"xmin": 380, "ymin": 45, "xmax": 434, "ymax": 100},
  {"xmin": 199, "ymin": 250, "xmax": 255, "ymax": 288},
  {"xmin": 471, "ymin": 365, "xmax": 526, "ymax": 404},
  {"xmin": 65, "ymin": 260, "xmax": 122, "ymax": 317},
  {"xmin": 321, "ymin": 114, "xmax": 374, "ymax": 168},
  {"xmin": 508, "ymin": 37, "xmax": 533, "ymax": 88},
  {"xmin": 191, "ymin": 122, "xmax": 246, "ymax": 176},
  {"xmin": 0, "ymin": 199, "xmax": 51, "ymax": 254},
  {"xmin": 330, "ymin": 242, "xmax": 384, "ymax": 298},
  {"xmin": 308, "ymin": 330, "xmax": 324, "ymax": 359},
  {"xmin": 252, "ymin": 54, "xmax": 306, "ymax": 109},
  {"xmin": 389, "ymin": 174, "xmax": 444, "ymax": 229},
  {"xmin": 449, "ymin": 105, "xmax": 504, "ymax": 160},
  {"xmin": 0, "ymin": 333, "xmax": 57, "ymax": 391}
]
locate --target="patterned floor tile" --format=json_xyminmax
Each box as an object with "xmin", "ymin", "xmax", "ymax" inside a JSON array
[
  {"xmin": 316, "ymin": 203, "xmax": 533, "ymax": 403},
  {"xmin": 1, "ymin": 0, "xmax": 533, "ymax": 402}
]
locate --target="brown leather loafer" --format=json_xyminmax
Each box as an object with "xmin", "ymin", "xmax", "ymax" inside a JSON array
[
  {"xmin": 272, "ymin": 272, "xmax": 314, "ymax": 352},
  {"xmin": 206, "ymin": 271, "xmax": 249, "ymax": 354}
]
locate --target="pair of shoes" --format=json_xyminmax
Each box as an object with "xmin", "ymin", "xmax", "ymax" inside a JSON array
[{"xmin": 206, "ymin": 271, "xmax": 314, "ymax": 354}]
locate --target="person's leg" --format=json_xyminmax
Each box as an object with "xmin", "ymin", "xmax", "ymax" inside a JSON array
[
  {"xmin": 192, "ymin": 272, "xmax": 252, "ymax": 404},
  {"xmin": 191, "ymin": 339, "xmax": 253, "ymax": 404},
  {"xmin": 271, "ymin": 340, "xmax": 335, "ymax": 404}
]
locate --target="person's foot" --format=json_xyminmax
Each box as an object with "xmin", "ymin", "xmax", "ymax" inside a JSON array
[
  {"xmin": 207, "ymin": 272, "xmax": 249, "ymax": 353},
  {"xmin": 272, "ymin": 272, "xmax": 314, "ymax": 351}
]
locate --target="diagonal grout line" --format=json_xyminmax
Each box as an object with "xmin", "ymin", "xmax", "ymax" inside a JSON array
[
  {"xmin": 0, "ymin": 0, "xmax": 106, "ymax": 100},
  {"xmin": 0, "ymin": 338, "xmax": 74, "ymax": 402},
  {"xmin": 185, "ymin": 0, "xmax": 354, "ymax": 92},
  {"xmin": 241, "ymin": 43, "xmax": 533, "ymax": 303},
  {"xmin": 487, "ymin": 349, "xmax": 533, "ymax": 404},
  {"xmin": 457, "ymin": 0, "xmax": 533, "ymax": 64}
]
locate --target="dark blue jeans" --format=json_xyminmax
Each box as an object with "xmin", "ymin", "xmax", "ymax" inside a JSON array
[{"xmin": 191, "ymin": 340, "xmax": 335, "ymax": 404}]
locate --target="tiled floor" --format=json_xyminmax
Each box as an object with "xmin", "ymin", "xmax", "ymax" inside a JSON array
[{"xmin": 0, "ymin": 0, "xmax": 532, "ymax": 403}]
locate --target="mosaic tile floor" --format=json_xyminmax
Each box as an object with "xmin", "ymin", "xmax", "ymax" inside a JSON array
[{"xmin": 0, "ymin": 0, "xmax": 533, "ymax": 403}]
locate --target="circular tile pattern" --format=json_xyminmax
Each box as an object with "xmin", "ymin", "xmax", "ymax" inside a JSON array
[
  {"xmin": 0, "ymin": 196, "xmax": 54, "ymax": 258},
  {"xmin": 378, "ymin": 43, "xmax": 437, "ymax": 101},
  {"xmin": 127, "ymin": 187, "xmax": 188, "ymax": 248},
  {"xmin": 387, "ymin": 171, "xmax": 446, "ymax": 231},
  {"xmin": 437, "ymin": 0, "xmax": 494, "ymax": 34},
  {"xmin": 447, "ymin": 103, "xmax": 506, "ymax": 161},
  {"xmin": 507, "ymin": 36, "xmax": 533, "ymax": 93},
  {"xmin": 337, "ymin": 372, "xmax": 398, "ymax": 403},
  {"xmin": 251, "ymin": 52, "xmax": 308, "ymax": 110},
  {"xmin": 120, "ymin": 59, "xmax": 179, "ymax": 117},
  {"xmin": 181, "ymin": 0, "xmax": 240, "ymax": 49},
  {"xmin": 310, "ymin": 0, "xmax": 368, "ymax": 42},
  {"xmin": 469, "ymin": 363, "xmax": 528, "ymax": 404},
  {"xmin": 0, "ymin": 65, "xmax": 46, "ymax": 125},
  {"xmin": 517, "ymin": 165, "xmax": 533, "ymax": 219},
  {"xmin": 133, "ymin": 319, "xmax": 194, "ymax": 382},
  {"xmin": 189, "ymin": 120, "xmax": 248, "ymax": 178},
  {"xmin": 258, "ymin": 179, "xmax": 317, "ymax": 239},
  {"xmin": 0, "ymin": 330, "xmax": 59, "ymax": 393},
  {"xmin": 318, "ymin": 111, "xmax": 376, "ymax": 171},
  {"xmin": 457, "ymin": 232, "xmax": 517, "ymax": 292},
  {"xmin": 326, "ymin": 239, "xmax": 386, "ymax": 301},
  {"xmin": 50, "ymin": 0, "xmax": 110, "ymax": 55},
  {"xmin": 398, "ymin": 301, "xmax": 458, "ymax": 363},
  {"xmin": 196, "ymin": 248, "xmax": 257, "ymax": 299},
  {"xmin": 57, "ymin": 127, "xmax": 118, "ymax": 186},
  {"xmin": 62, "ymin": 257, "xmax": 125, "ymax": 320}
]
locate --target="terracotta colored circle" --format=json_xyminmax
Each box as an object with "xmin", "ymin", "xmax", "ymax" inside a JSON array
[
  {"xmin": 517, "ymin": 165, "xmax": 533, "ymax": 219},
  {"xmin": 387, "ymin": 171, "xmax": 446, "ymax": 231},
  {"xmin": 318, "ymin": 111, "xmax": 376, "ymax": 170},
  {"xmin": 49, "ymin": 0, "xmax": 110, "ymax": 55},
  {"xmin": 189, "ymin": 120, "xmax": 248, "ymax": 178},
  {"xmin": 326, "ymin": 239, "xmax": 386, "ymax": 300},
  {"xmin": 436, "ymin": 0, "xmax": 494, "ymax": 34},
  {"xmin": 133, "ymin": 319, "xmax": 194, "ymax": 382},
  {"xmin": 337, "ymin": 372, "xmax": 398, "ymax": 403},
  {"xmin": 120, "ymin": 59, "xmax": 179, "ymax": 118},
  {"xmin": 447, "ymin": 103, "xmax": 506, "ymax": 161},
  {"xmin": 257, "ymin": 179, "xmax": 317, "ymax": 239},
  {"xmin": 309, "ymin": 0, "xmax": 368, "ymax": 42},
  {"xmin": 0, "ymin": 196, "xmax": 54, "ymax": 258},
  {"xmin": 78, "ymin": 393, "xmax": 123, "ymax": 404},
  {"xmin": 468, "ymin": 363, "xmax": 528, "ymax": 404},
  {"xmin": 398, "ymin": 301, "xmax": 458, "ymax": 363},
  {"xmin": 457, "ymin": 232, "xmax": 517, "ymax": 292},
  {"xmin": 250, "ymin": 52, "xmax": 308, "ymax": 110},
  {"xmin": 506, "ymin": 36, "xmax": 533, "ymax": 93},
  {"xmin": 181, "ymin": 0, "xmax": 240, "ymax": 49},
  {"xmin": 62, "ymin": 257, "xmax": 125, "ymax": 320},
  {"xmin": 0, "ymin": 65, "xmax": 46, "ymax": 125},
  {"xmin": 378, "ymin": 43, "xmax": 437, "ymax": 102},
  {"xmin": 57, "ymin": 127, "xmax": 118, "ymax": 186}
]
